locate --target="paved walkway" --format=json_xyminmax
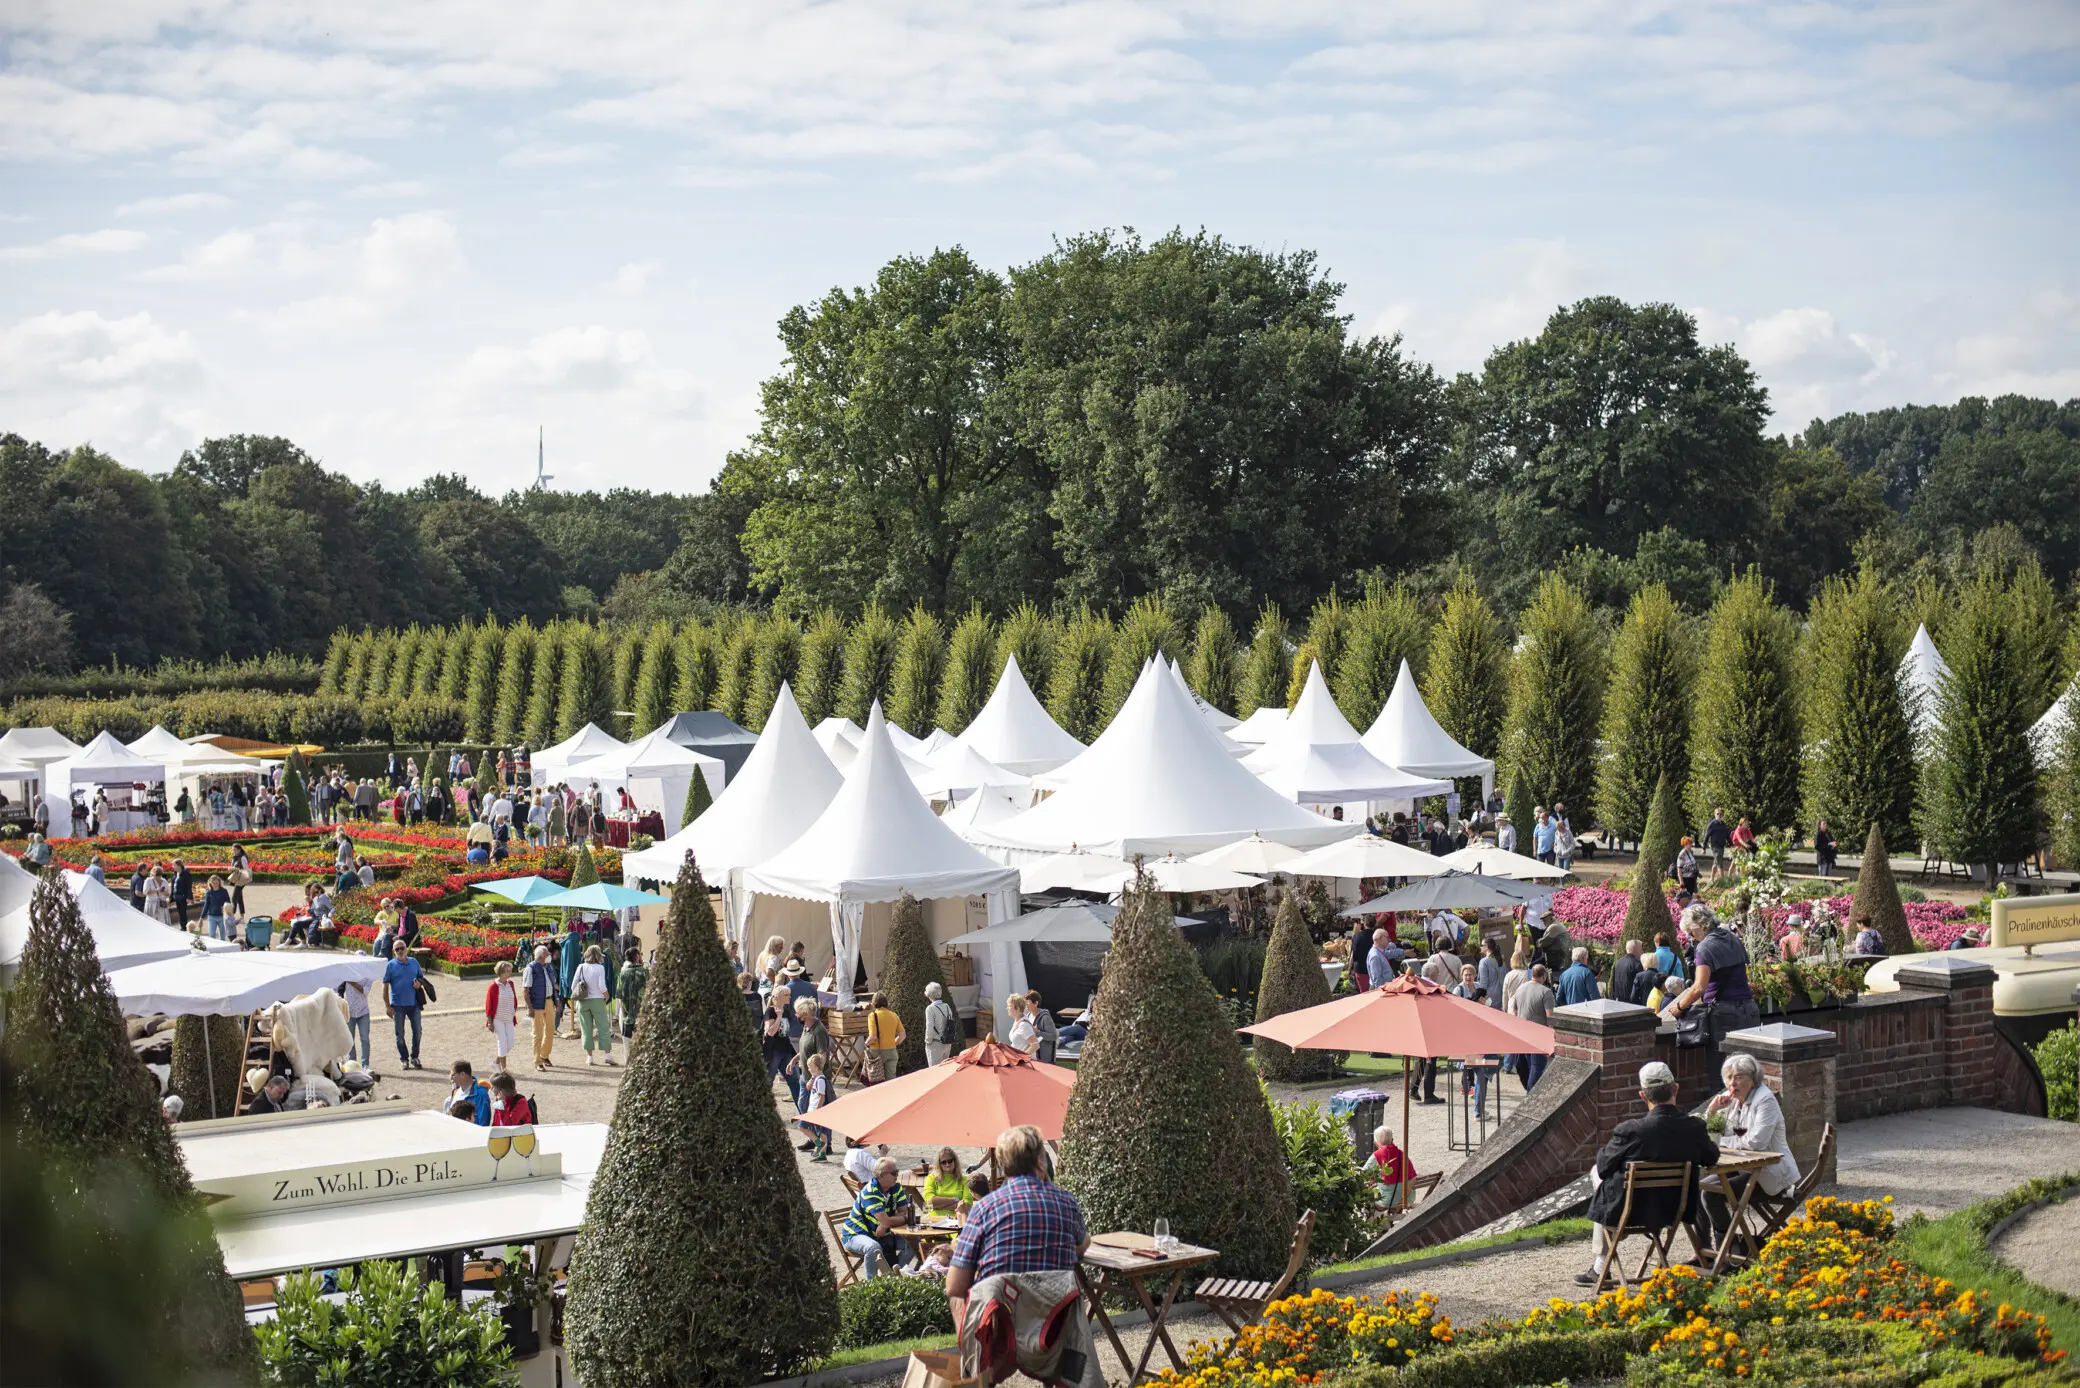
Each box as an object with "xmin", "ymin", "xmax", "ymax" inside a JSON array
[
  {"xmin": 1832, "ymin": 1108, "xmax": 2080, "ymax": 1219},
  {"xmin": 1993, "ymin": 1196, "xmax": 2080, "ymax": 1299}
]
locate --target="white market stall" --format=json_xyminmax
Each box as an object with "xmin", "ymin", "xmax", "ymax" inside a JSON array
[
  {"xmin": 1361, "ymin": 659, "xmax": 1498, "ymax": 799},
  {"xmin": 1244, "ymin": 663, "xmax": 1452, "ymax": 808},
  {"xmin": 954, "ymin": 654, "xmax": 1086, "ymax": 775},
  {"xmin": 913, "ymin": 740, "xmax": 1030, "ymax": 804},
  {"xmin": 562, "ymin": 725, "xmax": 725, "ymax": 835},
  {"xmin": 0, "ymin": 859, "xmax": 240, "ymax": 983},
  {"xmin": 0, "ymin": 725, "xmax": 82, "ymax": 770},
  {"xmin": 530, "ymin": 721, "xmax": 627, "ymax": 787},
  {"xmin": 743, "ymin": 705, "xmax": 1020, "ymax": 1025},
  {"xmin": 102, "ymin": 948, "xmax": 387, "ymax": 1018},
  {"xmin": 128, "ymin": 725, "xmax": 281, "ymax": 828},
  {"xmin": 0, "ymin": 752, "xmax": 39, "ymax": 829},
  {"xmin": 623, "ymin": 682, "xmax": 843, "ymax": 948},
  {"xmin": 43, "ymin": 731, "xmax": 166, "ymax": 834},
  {"xmin": 976, "ymin": 660, "xmax": 1362, "ymax": 861}
]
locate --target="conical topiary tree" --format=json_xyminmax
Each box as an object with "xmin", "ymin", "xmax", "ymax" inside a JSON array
[
  {"xmin": 1623, "ymin": 775, "xmax": 1682, "ymax": 950},
  {"xmin": 1103, "ymin": 595, "xmax": 1182, "ymax": 725},
  {"xmin": 1060, "ymin": 870, "xmax": 1296, "ymax": 1278},
  {"xmin": 168, "ymin": 1014, "xmax": 245, "ymax": 1121},
  {"xmin": 0, "ymin": 871, "xmax": 253, "ymax": 1377},
  {"xmin": 281, "ymin": 748, "xmax": 313, "ymax": 826},
  {"xmin": 1689, "ymin": 571, "xmax": 1801, "ymax": 832},
  {"xmin": 523, "ymin": 622, "xmax": 565, "ymax": 747},
  {"xmin": 1251, "ymin": 894, "xmax": 1336, "ymax": 1082},
  {"xmin": 936, "ymin": 607, "xmax": 997, "ymax": 735},
  {"xmin": 1851, "ymin": 823, "xmax": 1915, "ymax": 955},
  {"xmin": 1921, "ymin": 572, "xmax": 2040, "ymax": 884},
  {"xmin": 1186, "ymin": 604, "xmax": 1240, "ymax": 715},
  {"xmin": 745, "ymin": 616, "xmax": 803, "ymax": 733},
  {"xmin": 438, "ymin": 619, "xmax": 476, "ymax": 701},
  {"xmin": 1505, "ymin": 768, "xmax": 1534, "ymax": 850},
  {"xmin": 1424, "ymin": 577, "xmax": 1510, "ymax": 809},
  {"xmin": 996, "ymin": 601, "xmax": 1057, "ymax": 701},
  {"xmin": 491, "ymin": 618, "xmax": 535, "ymax": 745},
  {"xmin": 1502, "ymin": 572, "xmax": 1605, "ymax": 817},
  {"xmin": 840, "ymin": 604, "xmax": 900, "ymax": 725},
  {"xmin": 318, "ymin": 628, "xmax": 352, "ymax": 694},
  {"xmin": 1239, "ymin": 602, "xmax": 1289, "ymax": 717},
  {"xmin": 671, "ymin": 620, "xmax": 719, "ymax": 715},
  {"xmin": 339, "ymin": 628, "xmax": 374, "ymax": 700},
  {"xmin": 363, "ymin": 629, "xmax": 397, "ymax": 703},
  {"xmin": 1596, "ymin": 585, "xmax": 1694, "ymax": 845},
  {"xmin": 715, "ymin": 621, "xmax": 758, "ymax": 725},
  {"xmin": 1805, "ymin": 566, "xmax": 1917, "ymax": 849},
  {"xmin": 609, "ymin": 626, "xmax": 644, "ymax": 727},
  {"xmin": 1047, "ymin": 606, "xmax": 1112, "ymax": 742},
  {"xmin": 2048, "ymin": 675, "xmax": 2080, "ymax": 872},
  {"xmin": 557, "ymin": 625, "xmax": 613, "ymax": 741},
  {"xmin": 795, "ymin": 610, "xmax": 848, "ymax": 728},
  {"xmin": 681, "ymin": 766, "xmax": 713, "ymax": 830},
  {"xmin": 1286, "ymin": 640, "xmax": 1321, "ymax": 709},
  {"xmin": 1304, "ymin": 591, "xmax": 1351, "ymax": 699},
  {"xmin": 888, "ymin": 604, "xmax": 948, "ymax": 735},
  {"xmin": 879, "ymin": 891, "xmax": 945, "ymax": 1075},
  {"xmin": 563, "ymin": 855, "xmax": 840, "ymax": 1384},
  {"xmin": 570, "ymin": 842, "xmax": 601, "ymax": 891},
  {"xmin": 630, "ymin": 620, "xmax": 677, "ymax": 737}
]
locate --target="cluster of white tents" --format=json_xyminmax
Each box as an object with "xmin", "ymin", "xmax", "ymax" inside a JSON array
[
  {"xmin": 623, "ymin": 650, "xmax": 1509, "ymax": 1032},
  {"xmin": 529, "ymin": 722, "xmax": 726, "ymax": 836},
  {"xmin": 1897, "ymin": 622, "xmax": 2076, "ymax": 762},
  {"xmin": 0, "ymin": 725, "xmax": 289, "ymax": 835}
]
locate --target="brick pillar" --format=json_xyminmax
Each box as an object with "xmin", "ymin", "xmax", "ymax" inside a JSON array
[
  {"xmin": 1722, "ymin": 1022, "xmax": 1839, "ymax": 1183},
  {"xmin": 1894, "ymin": 956, "xmax": 2000, "ymax": 1108},
  {"xmin": 1552, "ymin": 999, "xmax": 1663, "ymax": 1151}
]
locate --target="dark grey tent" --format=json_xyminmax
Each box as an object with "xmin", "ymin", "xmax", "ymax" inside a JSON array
[
  {"xmin": 1338, "ymin": 869, "xmax": 1538, "ymax": 916},
  {"xmin": 655, "ymin": 711, "xmax": 759, "ymax": 783}
]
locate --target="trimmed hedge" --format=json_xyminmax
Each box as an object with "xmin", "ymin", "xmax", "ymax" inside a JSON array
[
  {"xmin": 1, "ymin": 652, "xmax": 318, "ymax": 701},
  {"xmin": 881, "ymin": 891, "xmax": 946, "ymax": 1075},
  {"xmin": 1254, "ymin": 893, "xmax": 1336, "ymax": 1082},
  {"xmin": 0, "ymin": 689, "xmax": 469, "ymax": 749},
  {"xmin": 1334, "ymin": 1327, "xmax": 1643, "ymax": 1387},
  {"xmin": 835, "ymin": 1275, "xmax": 955, "ymax": 1350}
]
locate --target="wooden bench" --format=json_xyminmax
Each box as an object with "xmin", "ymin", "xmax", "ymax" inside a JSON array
[
  {"xmin": 1397, "ymin": 1171, "xmax": 1443, "ymax": 1211},
  {"xmin": 1194, "ymin": 1211, "xmax": 1315, "ymax": 1332}
]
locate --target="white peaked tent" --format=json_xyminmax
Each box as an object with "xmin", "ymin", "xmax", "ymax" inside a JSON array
[
  {"xmin": 1, "ymin": 858, "xmax": 238, "ymax": 983},
  {"xmin": 0, "ymin": 727, "xmax": 82, "ymax": 769},
  {"xmin": 1362, "ymin": 659, "xmax": 1496, "ymax": 796},
  {"xmin": 532, "ymin": 722, "xmax": 627, "ymax": 785},
  {"xmin": 955, "ymin": 655, "xmax": 1086, "ymax": 775},
  {"xmin": 885, "ymin": 721, "xmax": 932, "ymax": 757},
  {"xmin": 568, "ymin": 727, "xmax": 726, "ymax": 835},
  {"xmin": 939, "ymin": 784, "xmax": 1029, "ymax": 839},
  {"xmin": 743, "ymin": 704, "xmax": 1019, "ymax": 1009},
  {"xmin": 919, "ymin": 729, "xmax": 958, "ymax": 756},
  {"xmin": 1899, "ymin": 625, "xmax": 1951, "ymax": 732},
  {"xmin": 1161, "ymin": 661, "xmax": 1250, "ymax": 758},
  {"xmin": 1245, "ymin": 663, "xmax": 1452, "ymax": 804},
  {"xmin": 624, "ymin": 683, "xmax": 841, "ymax": 944},
  {"xmin": 1169, "ymin": 658, "xmax": 1241, "ymax": 731},
  {"xmin": 2031, "ymin": 678, "xmax": 2075, "ymax": 761},
  {"xmin": 976, "ymin": 660, "xmax": 1363, "ymax": 859},
  {"xmin": 814, "ymin": 717, "xmax": 864, "ymax": 770},
  {"xmin": 914, "ymin": 741, "xmax": 1030, "ymax": 802},
  {"xmin": 1231, "ymin": 705, "xmax": 1290, "ymax": 746},
  {"xmin": 44, "ymin": 732, "xmax": 167, "ymax": 829},
  {"xmin": 128, "ymin": 725, "xmax": 197, "ymax": 763}
]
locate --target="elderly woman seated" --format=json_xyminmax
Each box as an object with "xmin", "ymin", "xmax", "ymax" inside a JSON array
[
  {"xmin": 1365, "ymin": 1125, "xmax": 1417, "ymax": 1207},
  {"xmin": 1702, "ymin": 1053, "xmax": 1801, "ymax": 1246}
]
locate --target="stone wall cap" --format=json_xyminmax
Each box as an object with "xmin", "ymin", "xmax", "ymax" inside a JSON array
[
  {"xmin": 1893, "ymin": 955, "xmax": 1998, "ymax": 990},
  {"xmin": 1722, "ymin": 1021, "xmax": 1841, "ymax": 1062},
  {"xmin": 1551, "ymin": 998, "xmax": 1661, "ymax": 1036}
]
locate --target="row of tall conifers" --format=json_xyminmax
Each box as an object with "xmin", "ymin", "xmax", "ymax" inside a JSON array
[{"xmin": 317, "ymin": 562, "xmax": 2080, "ymax": 868}]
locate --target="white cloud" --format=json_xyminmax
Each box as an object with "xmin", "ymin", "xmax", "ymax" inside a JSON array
[
  {"xmin": 0, "ymin": 228, "xmax": 148, "ymax": 262},
  {"xmin": 0, "ymin": 309, "xmax": 200, "ymax": 391},
  {"xmin": 360, "ymin": 211, "xmax": 463, "ymax": 293},
  {"xmin": 116, "ymin": 192, "xmax": 230, "ymax": 217},
  {"xmin": 1945, "ymin": 287, "xmax": 2080, "ymax": 400},
  {"xmin": 605, "ymin": 260, "xmax": 660, "ymax": 296},
  {"xmin": 456, "ymin": 326, "xmax": 655, "ymax": 395},
  {"xmin": 1696, "ymin": 306, "xmax": 1894, "ymax": 425},
  {"xmin": 501, "ymin": 141, "xmax": 616, "ymax": 167}
]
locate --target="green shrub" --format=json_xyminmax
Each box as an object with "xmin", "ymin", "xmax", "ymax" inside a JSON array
[
  {"xmin": 288, "ymin": 693, "xmax": 365, "ymax": 747},
  {"xmin": 387, "ymin": 694, "xmax": 466, "ymax": 745},
  {"xmin": 1104, "ymin": 594, "xmax": 1182, "ymax": 724},
  {"xmin": 2034, "ymin": 1022, "xmax": 2076, "ymax": 1122},
  {"xmin": 1187, "ymin": 604, "xmax": 1240, "ymax": 714},
  {"xmin": 1597, "ymin": 585, "xmax": 1693, "ymax": 843},
  {"xmin": 1239, "ymin": 602, "xmax": 1289, "ymax": 717},
  {"xmin": 795, "ymin": 609, "xmax": 849, "ymax": 728},
  {"xmin": 1623, "ymin": 775, "xmax": 1681, "ymax": 949},
  {"xmin": 889, "ymin": 604, "xmax": 947, "ymax": 735},
  {"xmin": 747, "ymin": 614, "xmax": 802, "ymax": 732},
  {"xmin": 1047, "ymin": 606, "xmax": 1112, "ymax": 742},
  {"xmin": 1254, "ymin": 894, "xmax": 1336, "ymax": 1083},
  {"xmin": 1061, "ymin": 870, "xmax": 1296, "ymax": 1279},
  {"xmin": 1335, "ymin": 1327, "xmax": 1643, "ymax": 1388},
  {"xmin": 1196, "ymin": 937, "xmax": 1267, "ymax": 1025},
  {"xmin": 1852, "ymin": 823, "xmax": 1917, "ymax": 956},
  {"xmin": 840, "ymin": 604, "xmax": 899, "ymax": 725},
  {"xmin": 881, "ymin": 891, "xmax": 946, "ymax": 1075},
  {"xmin": 168, "ymin": 1015, "xmax": 245, "ymax": 1121},
  {"xmin": 936, "ymin": 606, "xmax": 996, "ymax": 735},
  {"xmin": 835, "ymin": 1274, "xmax": 955, "ymax": 1350},
  {"xmin": 255, "ymin": 1259, "xmax": 514, "ymax": 1387},
  {"xmin": 1268, "ymin": 1091, "xmax": 1380, "ymax": 1264},
  {"xmin": 562, "ymin": 856, "xmax": 838, "ymax": 1384}
]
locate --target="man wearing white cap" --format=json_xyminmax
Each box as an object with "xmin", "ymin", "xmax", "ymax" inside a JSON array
[{"xmin": 1577, "ymin": 1060, "xmax": 1719, "ymax": 1286}]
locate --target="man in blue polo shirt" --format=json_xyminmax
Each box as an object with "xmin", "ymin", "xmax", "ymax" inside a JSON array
[
  {"xmin": 384, "ymin": 938, "xmax": 426, "ymax": 1070},
  {"xmin": 841, "ymin": 1157, "xmax": 914, "ymax": 1279},
  {"xmin": 1533, "ymin": 808, "xmax": 1557, "ymax": 864}
]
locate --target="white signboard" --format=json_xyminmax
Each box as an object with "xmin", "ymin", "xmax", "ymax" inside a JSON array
[{"xmin": 198, "ymin": 1127, "xmax": 560, "ymax": 1219}]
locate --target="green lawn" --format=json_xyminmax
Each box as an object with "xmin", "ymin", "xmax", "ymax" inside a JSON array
[{"xmin": 1895, "ymin": 1179, "xmax": 2080, "ymax": 1358}]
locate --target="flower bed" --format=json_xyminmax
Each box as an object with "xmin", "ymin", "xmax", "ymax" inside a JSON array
[
  {"xmin": 1548, "ymin": 886, "xmax": 1971, "ymax": 950},
  {"xmin": 1156, "ymin": 1194, "xmax": 2064, "ymax": 1387}
]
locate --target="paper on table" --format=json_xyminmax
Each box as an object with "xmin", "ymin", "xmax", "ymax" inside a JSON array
[{"xmin": 1091, "ymin": 1231, "xmax": 1158, "ymax": 1250}]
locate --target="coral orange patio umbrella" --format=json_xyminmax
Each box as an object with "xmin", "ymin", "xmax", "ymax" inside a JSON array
[
  {"xmin": 805, "ymin": 1038, "xmax": 1077, "ymax": 1147},
  {"xmin": 1239, "ymin": 973, "xmax": 1555, "ymax": 1189}
]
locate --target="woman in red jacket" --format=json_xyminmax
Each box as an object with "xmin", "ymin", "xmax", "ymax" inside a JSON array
[
  {"xmin": 488, "ymin": 1072, "xmax": 534, "ymax": 1126},
  {"xmin": 1367, "ymin": 1124, "xmax": 1417, "ymax": 1209},
  {"xmin": 484, "ymin": 960, "xmax": 521, "ymax": 1073}
]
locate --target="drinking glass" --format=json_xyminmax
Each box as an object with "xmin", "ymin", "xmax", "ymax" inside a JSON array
[
  {"xmin": 1153, "ymin": 1218, "xmax": 1173, "ymax": 1253},
  {"xmin": 487, "ymin": 1132, "xmax": 513, "ymax": 1180},
  {"xmin": 511, "ymin": 1129, "xmax": 538, "ymax": 1175}
]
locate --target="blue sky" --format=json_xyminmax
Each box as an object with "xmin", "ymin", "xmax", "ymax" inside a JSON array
[{"xmin": 2, "ymin": 1, "xmax": 2075, "ymax": 495}]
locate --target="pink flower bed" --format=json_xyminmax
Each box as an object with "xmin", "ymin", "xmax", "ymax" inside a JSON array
[{"xmin": 1548, "ymin": 886, "xmax": 1971, "ymax": 950}]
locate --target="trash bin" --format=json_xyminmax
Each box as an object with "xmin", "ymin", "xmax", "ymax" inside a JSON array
[{"xmin": 1327, "ymin": 1087, "xmax": 1391, "ymax": 1163}]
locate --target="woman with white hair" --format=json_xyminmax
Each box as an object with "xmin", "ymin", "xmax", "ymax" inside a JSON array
[
  {"xmin": 923, "ymin": 981, "xmax": 959, "ymax": 1065},
  {"xmin": 1667, "ymin": 903, "xmax": 1760, "ymax": 1076},
  {"xmin": 1702, "ymin": 1052, "xmax": 1800, "ymax": 1246}
]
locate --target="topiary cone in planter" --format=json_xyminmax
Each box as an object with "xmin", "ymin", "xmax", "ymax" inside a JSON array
[
  {"xmin": 1851, "ymin": 823, "xmax": 1916, "ymax": 955},
  {"xmin": 564, "ymin": 853, "xmax": 839, "ymax": 1384},
  {"xmin": 1253, "ymin": 893, "xmax": 1337, "ymax": 1082},
  {"xmin": 282, "ymin": 748, "xmax": 313, "ymax": 827},
  {"xmin": 1623, "ymin": 774, "xmax": 1682, "ymax": 951},
  {"xmin": 169, "ymin": 1014, "xmax": 245, "ymax": 1121},
  {"xmin": 682, "ymin": 765, "xmax": 713, "ymax": 830},
  {"xmin": 1059, "ymin": 867, "xmax": 1296, "ymax": 1279},
  {"xmin": 881, "ymin": 891, "xmax": 944, "ymax": 1075}
]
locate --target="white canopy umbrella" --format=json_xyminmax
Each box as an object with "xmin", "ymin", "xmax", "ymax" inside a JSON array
[
  {"xmin": 1190, "ymin": 833, "xmax": 1306, "ymax": 874},
  {"xmin": 1899, "ymin": 624, "xmax": 1950, "ymax": 735},
  {"xmin": 531, "ymin": 722, "xmax": 627, "ymax": 785},
  {"xmin": 1, "ymin": 860, "xmax": 239, "ymax": 977},
  {"xmin": 956, "ymin": 655, "xmax": 1086, "ymax": 775},
  {"xmin": 1015, "ymin": 849, "xmax": 1136, "ymax": 894},
  {"xmin": 1281, "ymin": 835, "xmax": 1450, "ymax": 880},
  {"xmin": 1230, "ymin": 705, "xmax": 1290, "ymax": 746},
  {"xmin": 562, "ymin": 726, "xmax": 725, "ymax": 835},
  {"xmin": 102, "ymin": 950, "xmax": 387, "ymax": 1018},
  {"xmin": 744, "ymin": 704, "xmax": 1019, "ymax": 1005},
  {"xmin": 1244, "ymin": 664, "xmax": 1452, "ymax": 803},
  {"xmin": 1361, "ymin": 660, "xmax": 1496, "ymax": 796},
  {"xmin": 0, "ymin": 726, "xmax": 82, "ymax": 769},
  {"xmin": 1087, "ymin": 854, "xmax": 1263, "ymax": 895},
  {"xmin": 1437, "ymin": 843, "xmax": 1570, "ymax": 881},
  {"xmin": 975, "ymin": 661, "xmax": 1361, "ymax": 859},
  {"xmin": 623, "ymin": 682, "xmax": 842, "ymax": 946}
]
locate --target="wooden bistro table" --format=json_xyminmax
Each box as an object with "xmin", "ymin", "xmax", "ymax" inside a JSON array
[
  {"xmin": 1702, "ymin": 1150, "xmax": 1781, "ymax": 1272},
  {"xmin": 1078, "ymin": 1232, "xmax": 1219, "ymax": 1383},
  {"xmin": 890, "ymin": 1210, "xmax": 964, "ymax": 1259}
]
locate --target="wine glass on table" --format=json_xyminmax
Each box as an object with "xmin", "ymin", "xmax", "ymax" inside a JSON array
[{"xmin": 1153, "ymin": 1218, "xmax": 1175, "ymax": 1254}]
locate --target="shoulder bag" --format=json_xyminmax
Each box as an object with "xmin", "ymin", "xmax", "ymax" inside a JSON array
[{"xmin": 1673, "ymin": 1000, "xmax": 1714, "ymax": 1049}]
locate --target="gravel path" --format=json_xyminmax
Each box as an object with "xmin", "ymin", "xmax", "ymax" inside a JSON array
[{"xmin": 1991, "ymin": 1195, "xmax": 2080, "ymax": 1299}]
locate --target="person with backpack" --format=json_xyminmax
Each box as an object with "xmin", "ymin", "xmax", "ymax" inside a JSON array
[
  {"xmin": 618, "ymin": 945, "xmax": 649, "ymax": 1039},
  {"xmin": 524, "ymin": 943, "xmax": 561, "ymax": 1071},
  {"xmin": 923, "ymin": 981, "xmax": 959, "ymax": 1066},
  {"xmin": 489, "ymin": 1072, "xmax": 536, "ymax": 1126}
]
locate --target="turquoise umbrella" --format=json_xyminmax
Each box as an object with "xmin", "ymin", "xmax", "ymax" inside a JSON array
[
  {"xmin": 537, "ymin": 882, "xmax": 671, "ymax": 912},
  {"xmin": 474, "ymin": 875, "xmax": 568, "ymax": 906}
]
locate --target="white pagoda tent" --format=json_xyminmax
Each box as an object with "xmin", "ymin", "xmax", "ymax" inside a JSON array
[
  {"xmin": 624, "ymin": 683, "xmax": 841, "ymax": 946},
  {"xmin": 1169, "ymin": 658, "xmax": 1241, "ymax": 732},
  {"xmin": 566, "ymin": 727, "xmax": 725, "ymax": 836},
  {"xmin": 1, "ymin": 857, "xmax": 237, "ymax": 985},
  {"xmin": 954, "ymin": 655, "xmax": 1085, "ymax": 775},
  {"xmin": 44, "ymin": 732, "xmax": 167, "ymax": 833},
  {"xmin": 127, "ymin": 726, "xmax": 280, "ymax": 818},
  {"xmin": 1899, "ymin": 625, "xmax": 1950, "ymax": 735},
  {"xmin": 813, "ymin": 716, "xmax": 864, "ymax": 769},
  {"xmin": 743, "ymin": 705, "xmax": 1019, "ymax": 1012},
  {"xmin": 1230, "ymin": 705, "xmax": 1290, "ymax": 746},
  {"xmin": 2032, "ymin": 678, "xmax": 2075, "ymax": 762},
  {"xmin": 1245, "ymin": 663, "xmax": 1451, "ymax": 805},
  {"xmin": 938, "ymin": 784, "xmax": 1029, "ymax": 841},
  {"xmin": 975, "ymin": 661, "xmax": 1362, "ymax": 860},
  {"xmin": 1361, "ymin": 660, "xmax": 1497, "ymax": 797},
  {"xmin": 0, "ymin": 727, "xmax": 82, "ymax": 769},
  {"xmin": 912, "ymin": 741, "xmax": 1030, "ymax": 803},
  {"xmin": 531, "ymin": 722, "xmax": 628, "ymax": 786}
]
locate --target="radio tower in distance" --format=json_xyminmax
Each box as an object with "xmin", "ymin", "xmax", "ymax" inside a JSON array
[{"xmin": 533, "ymin": 426, "xmax": 554, "ymax": 491}]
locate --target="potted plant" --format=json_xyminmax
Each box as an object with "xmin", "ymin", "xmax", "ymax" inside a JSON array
[
  {"xmin": 1750, "ymin": 960, "xmax": 1791, "ymax": 1016},
  {"xmin": 490, "ymin": 1244, "xmax": 554, "ymax": 1357}
]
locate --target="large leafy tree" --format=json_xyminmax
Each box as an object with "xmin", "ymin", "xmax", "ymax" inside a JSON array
[
  {"xmin": 1596, "ymin": 585, "xmax": 1694, "ymax": 843},
  {"xmin": 564, "ymin": 855, "xmax": 839, "ymax": 1384},
  {"xmin": 1910, "ymin": 429, "xmax": 2080, "ymax": 586},
  {"xmin": 1456, "ymin": 297, "xmax": 1773, "ymax": 604},
  {"xmin": 1803, "ymin": 567, "xmax": 1917, "ymax": 848},
  {"xmin": 1689, "ymin": 572, "xmax": 1802, "ymax": 833},
  {"xmin": 1502, "ymin": 573, "xmax": 1605, "ymax": 819},
  {"xmin": 1920, "ymin": 574, "xmax": 2040, "ymax": 879}
]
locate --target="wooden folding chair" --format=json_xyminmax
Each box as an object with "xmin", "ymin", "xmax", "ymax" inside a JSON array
[
  {"xmin": 840, "ymin": 1172, "xmax": 864, "ymax": 1198},
  {"xmin": 1742, "ymin": 1123, "xmax": 1835, "ymax": 1248},
  {"xmin": 1593, "ymin": 1161, "xmax": 1703, "ymax": 1293},
  {"xmin": 1397, "ymin": 1172, "xmax": 1443, "ymax": 1212},
  {"xmin": 824, "ymin": 1209, "xmax": 867, "ymax": 1289},
  {"xmin": 1196, "ymin": 1211, "xmax": 1316, "ymax": 1332}
]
